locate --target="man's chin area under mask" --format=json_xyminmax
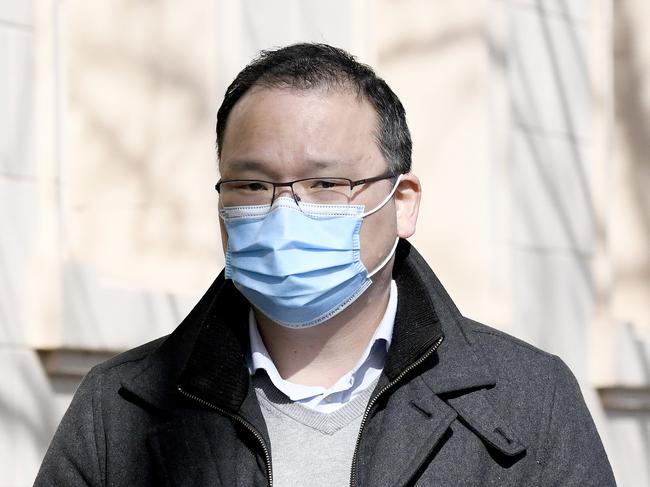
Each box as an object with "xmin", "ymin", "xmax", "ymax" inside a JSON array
[{"xmin": 252, "ymin": 270, "xmax": 395, "ymax": 334}]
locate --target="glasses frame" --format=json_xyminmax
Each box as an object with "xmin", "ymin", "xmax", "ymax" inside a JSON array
[{"xmin": 215, "ymin": 172, "xmax": 397, "ymax": 207}]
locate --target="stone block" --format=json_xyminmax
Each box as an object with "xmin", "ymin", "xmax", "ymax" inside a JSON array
[
  {"xmin": 508, "ymin": 0, "xmax": 591, "ymax": 23},
  {"xmin": 0, "ymin": 0, "xmax": 32, "ymax": 27},
  {"xmin": 511, "ymin": 129, "xmax": 595, "ymax": 254},
  {"xmin": 510, "ymin": 247, "xmax": 594, "ymax": 379},
  {"xmin": 0, "ymin": 179, "xmax": 39, "ymax": 344},
  {"xmin": 604, "ymin": 409, "xmax": 650, "ymax": 487},
  {"xmin": 508, "ymin": 4, "xmax": 590, "ymax": 139},
  {"xmin": 612, "ymin": 322, "xmax": 650, "ymax": 386},
  {"xmin": 0, "ymin": 347, "xmax": 63, "ymax": 486},
  {"xmin": 0, "ymin": 26, "xmax": 35, "ymax": 179},
  {"xmin": 62, "ymin": 261, "xmax": 198, "ymax": 350}
]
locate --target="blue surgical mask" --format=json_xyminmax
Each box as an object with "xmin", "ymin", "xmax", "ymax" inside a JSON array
[{"xmin": 219, "ymin": 177, "xmax": 401, "ymax": 328}]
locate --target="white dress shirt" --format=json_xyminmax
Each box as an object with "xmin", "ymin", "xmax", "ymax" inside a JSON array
[{"xmin": 247, "ymin": 280, "xmax": 398, "ymax": 413}]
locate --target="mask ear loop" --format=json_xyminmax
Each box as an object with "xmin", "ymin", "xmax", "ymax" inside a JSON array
[
  {"xmin": 361, "ymin": 174, "xmax": 403, "ymax": 278},
  {"xmin": 361, "ymin": 175, "xmax": 403, "ymax": 218},
  {"xmin": 367, "ymin": 236, "xmax": 400, "ymax": 278}
]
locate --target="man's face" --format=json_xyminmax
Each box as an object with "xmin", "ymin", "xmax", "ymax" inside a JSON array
[{"xmin": 218, "ymin": 86, "xmax": 401, "ymax": 276}]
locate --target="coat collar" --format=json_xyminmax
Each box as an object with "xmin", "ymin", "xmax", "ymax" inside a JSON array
[
  {"xmin": 381, "ymin": 242, "xmax": 526, "ymax": 457},
  {"xmin": 121, "ymin": 239, "xmax": 525, "ymax": 455}
]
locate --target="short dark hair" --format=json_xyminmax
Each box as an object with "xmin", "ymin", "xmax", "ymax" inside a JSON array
[{"xmin": 216, "ymin": 43, "xmax": 412, "ymax": 174}]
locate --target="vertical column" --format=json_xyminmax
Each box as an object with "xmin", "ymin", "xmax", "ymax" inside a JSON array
[
  {"xmin": 602, "ymin": 1, "xmax": 650, "ymax": 485},
  {"xmin": 375, "ymin": 1, "xmax": 507, "ymax": 326},
  {"xmin": 504, "ymin": 0, "xmax": 596, "ymax": 380},
  {"xmin": 0, "ymin": 0, "xmax": 37, "ymax": 346},
  {"xmin": 0, "ymin": 1, "xmax": 64, "ymax": 484},
  {"xmin": 50, "ymin": 0, "xmax": 219, "ymax": 351}
]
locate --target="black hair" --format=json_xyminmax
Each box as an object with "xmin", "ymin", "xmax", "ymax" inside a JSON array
[{"xmin": 216, "ymin": 43, "xmax": 412, "ymax": 174}]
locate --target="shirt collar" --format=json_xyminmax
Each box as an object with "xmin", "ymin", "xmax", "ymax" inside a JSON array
[{"xmin": 247, "ymin": 280, "xmax": 398, "ymax": 402}]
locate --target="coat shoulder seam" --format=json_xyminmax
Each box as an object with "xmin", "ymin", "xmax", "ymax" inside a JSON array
[{"xmin": 468, "ymin": 324, "xmax": 555, "ymax": 360}]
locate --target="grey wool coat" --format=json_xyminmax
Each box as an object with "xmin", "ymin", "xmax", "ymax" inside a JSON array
[{"xmin": 35, "ymin": 240, "xmax": 616, "ymax": 486}]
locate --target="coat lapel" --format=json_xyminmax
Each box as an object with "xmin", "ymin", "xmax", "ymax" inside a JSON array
[
  {"xmin": 356, "ymin": 242, "xmax": 527, "ymax": 485},
  {"xmin": 358, "ymin": 375, "xmax": 458, "ymax": 487},
  {"xmin": 412, "ymin": 243, "xmax": 527, "ymax": 459},
  {"xmin": 147, "ymin": 410, "xmax": 268, "ymax": 487}
]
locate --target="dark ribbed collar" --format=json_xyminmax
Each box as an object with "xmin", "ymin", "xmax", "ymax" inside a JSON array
[{"xmin": 122, "ymin": 239, "xmax": 495, "ymax": 413}]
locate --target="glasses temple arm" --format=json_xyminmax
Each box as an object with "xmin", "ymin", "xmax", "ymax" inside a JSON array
[{"xmin": 350, "ymin": 173, "xmax": 397, "ymax": 188}]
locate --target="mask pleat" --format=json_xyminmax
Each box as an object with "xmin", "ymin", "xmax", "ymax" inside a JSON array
[{"xmin": 221, "ymin": 195, "xmax": 395, "ymax": 328}]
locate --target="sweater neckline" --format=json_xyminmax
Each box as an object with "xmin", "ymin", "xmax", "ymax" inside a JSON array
[{"xmin": 253, "ymin": 371, "xmax": 378, "ymax": 435}]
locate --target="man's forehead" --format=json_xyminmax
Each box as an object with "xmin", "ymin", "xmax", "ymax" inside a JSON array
[
  {"xmin": 219, "ymin": 85, "xmax": 384, "ymax": 177},
  {"xmin": 228, "ymin": 83, "xmax": 374, "ymax": 123},
  {"xmin": 220, "ymin": 92, "xmax": 367, "ymax": 148}
]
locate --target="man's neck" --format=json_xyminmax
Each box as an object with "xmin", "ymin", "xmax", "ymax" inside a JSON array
[{"xmin": 255, "ymin": 269, "xmax": 393, "ymax": 389}]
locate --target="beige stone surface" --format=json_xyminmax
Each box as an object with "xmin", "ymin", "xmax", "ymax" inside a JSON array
[
  {"xmin": 0, "ymin": 0, "xmax": 31, "ymax": 26},
  {"xmin": 605, "ymin": 407, "xmax": 650, "ymax": 487},
  {"xmin": 508, "ymin": 4, "xmax": 591, "ymax": 139},
  {"xmin": 510, "ymin": 130, "xmax": 595, "ymax": 253},
  {"xmin": 0, "ymin": 26, "xmax": 34, "ymax": 179},
  {"xmin": 0, "ymin": 180, "xmax": 39, "ymax": 344},
  {"xmin": 64, "ymin": 0, "xmax": 221, "ymax": 294},
  {"xmin": 376, "ymin": 0, "xmax": 506, "ymax": 325},
  {"xmin": 0, "ymin": 348, "xmax": 63, "ymax": 486},
  {"xmin": 612, "ymin": 0, "xmax": 650, "ymax": 348}
]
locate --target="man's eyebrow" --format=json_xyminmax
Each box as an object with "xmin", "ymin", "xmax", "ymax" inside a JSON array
[
  {"xmin": 225, "ymin": 159, "xmax": 269, "ymax": 173},
  {"xmin": 304, "ymin": 159, "xmax": 344, "ymax": 171}
]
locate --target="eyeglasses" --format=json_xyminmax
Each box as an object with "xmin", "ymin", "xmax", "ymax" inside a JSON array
[{"xmin": 215, "ymin": 172, "xmax": 396, "ymax": 210}]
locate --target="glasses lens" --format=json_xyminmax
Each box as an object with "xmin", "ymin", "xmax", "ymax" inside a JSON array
[
  {"xmin": 293, "ymin": 178, "xmax": 352, "ymax": 206},
  {"xmin": 219, "ymin": 180, "xmax": 274, "ymax": 207}
]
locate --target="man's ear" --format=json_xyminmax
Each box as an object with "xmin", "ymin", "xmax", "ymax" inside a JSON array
[{"xmin": 395, "ymin": 172, "xmax": 421, "ymax": 239}]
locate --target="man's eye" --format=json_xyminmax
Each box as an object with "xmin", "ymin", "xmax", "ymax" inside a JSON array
[
  {"xmin": 236, "ymin": 182, "xmax": 268, "ymax": 192},
  {"xmin": 310, "ymin": 179, "xmax": 343, "ymax": 189}
]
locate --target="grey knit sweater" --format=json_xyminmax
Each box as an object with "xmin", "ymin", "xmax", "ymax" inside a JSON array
[{"xmin": 253, "ymin": 372, "xmax": 378, "ymax": 487}]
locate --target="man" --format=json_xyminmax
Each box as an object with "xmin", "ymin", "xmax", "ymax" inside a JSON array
[{"xmin": 36, "ymin": 43, "xmax": 615, "ymax": 486}]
